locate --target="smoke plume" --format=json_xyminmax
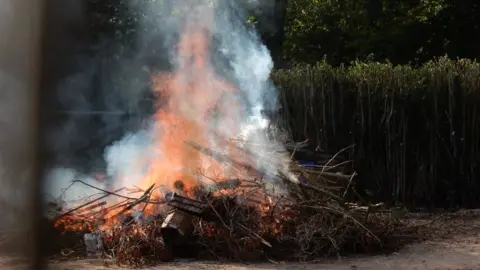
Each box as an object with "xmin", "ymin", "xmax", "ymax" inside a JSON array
[{"xmin": 44, "ymin": 0, "xmax": 290, "ymax": 206}]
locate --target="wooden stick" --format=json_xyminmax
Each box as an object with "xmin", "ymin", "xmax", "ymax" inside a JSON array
[
  {"xmin": 119, "ymin": 184, "xmax": 155, "ymax": 213},
  {"xmin": 297, "ymin": 182, "xmax": 345, "ymax": 204},
  {"xmin": 73, "ymin": 180, "xmax": 135, "ymax": 200},
  {"xmin": 76, "ymin": 201, "xmax": 107, "ymax": 214},
  {"xmin": 73, "ymin": 180, "xmax": 164, "ymax": 204},
  {"xmin": 319, "ymin": 145, "xmax": 354, "ymax": 176},
  {"xmin": 343, "ymin": 172, "xmax": 358, "ymax": 198},
  {"xmin": 304, "ymin": 205, "xmax": 380, "ymax": 243},
  {"xmin": 235, "ymin": 222, "xmax": 272, "ymax": 248},
  {"xmin": 185, "ymin": 141, "xmax": 269, "ymax": 177},
  {"xmin": 54, "ymin": 187, "xmax": 125, "ymax": 220},
  {"xmin": 320, "ymin": 171, "xmax": 354, "ymax": 181},
  {"xmin": 82, "ymin": 199, "xmax": 131, "ymax": 220}
]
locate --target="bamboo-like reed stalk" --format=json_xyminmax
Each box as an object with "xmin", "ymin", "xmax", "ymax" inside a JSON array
[{"xmin": 271, "ymin": 57, "xmax": 480, "ymax": 208}]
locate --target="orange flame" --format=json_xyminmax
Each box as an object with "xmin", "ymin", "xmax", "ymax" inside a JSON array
[
  {"xmin": 54, "ymin": 3, "xmax": 279, "ymax": 232},
  {"xmin": 140, "ymin": 25, "xmax": 246, "ymax": 196}
]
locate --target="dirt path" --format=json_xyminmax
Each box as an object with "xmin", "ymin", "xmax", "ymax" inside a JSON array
[
  {"xmin": 4, "ymin": 239, "xmax": 480, "ymax": 270},
  {"xmin": 3, "ymin": 212, "xmax": 480, "ymax": 270},
  {"xmin": 43, "ymin": 238, "xmax": 480, "ymax": 270}
]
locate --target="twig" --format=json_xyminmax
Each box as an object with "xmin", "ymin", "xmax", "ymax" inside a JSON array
[
  {"xmin": 73, "ymin": 180, "xmax": 164, "ymax": 204},
  {"xmin": 77, "ymin": 201, "xmax": 107, "ymax": 214},
  {"xmin": 342, "ymin": 172, "xmax": 357, "ymax": 198},
  {"xmin": 119, "ymin": 184, "xmax": 156, "ymax": 214},
  {"xmin": 268, "ymin": 259, "xmax": 279, "ymax": 264},
  {"xmin": 413, "ymin": 213, "xmax": 448, "ymax": 228},
  {"xmin": 303, "ymin": 160, "xmax": 352, "ymax": 172},
  {"xmin": 235, "ymin": 222, "xmax": 272, "ymax": 248},
  {"xmin": 320, "ymin": 145, "xmax": 355, "ymax": 176},
  {"xmin": 304, "ymin": 205, "xmax": 380, "ymax": 243},
  {"xmin": 269, "ymin": 196, "xmax": 283, "ymax": 217},
  {"xmin": 206, "ymin": 199, "xmax": 231, "ymax": 231},
  {"xmin": 83, "ymin": 199, "xmax": 132, "ymax": 220},
  {"xmin": 186, "ymin": 141, "xmax": 275, "ymax": 179},
  {"xmin": 289, "ymin": 139, "xmax": 309, "ymax": 160},
  {"xmin": 316, "ymin": 171, "xmax": 354, "ymax": 181},
  {"xmin": 73, "ymin": 180, "xmax": 135, "ymax": 200},
  {"xmin": 297, "ymin": 182, "xmax": 345, "ymax": 204},
  {"xmin": 58, "ymin": 181, "xmax": 76, "ymax": 198},
  {"xmin": 54, "ymin": 187, "xmax": 126, "ymax": 220},
  {"xmin": 60, "ymin": 248, "xmax": 75, "ymax": 257}
]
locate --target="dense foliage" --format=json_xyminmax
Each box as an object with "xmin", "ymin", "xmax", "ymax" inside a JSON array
[
  {"xmin": 85, "ymin": 0, "xmax": 480, "ymax": 66},
  {"xmin": 283, "ymin": 0, "xmax": 480, "ymax": 65}
]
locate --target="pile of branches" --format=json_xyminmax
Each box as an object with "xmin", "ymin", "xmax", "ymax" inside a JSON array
[
  {"xmin": 105, "ymin": 219, "xmax": 174, "ymax": 266},
  {"xmin": 47, "ymin": 139, "xmax": 418, "ymax": 267},
  {"xmin": 188, "ymin": 143, "xmax": 414, "ymax": 262}
]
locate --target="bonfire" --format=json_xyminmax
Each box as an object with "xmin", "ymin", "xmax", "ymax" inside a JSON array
[
  {"xmin": 45, "ymin": 1, "xmax": 414, "ymax": 267},
  {"xmin": 49, "ymin": 137, "xmax": 410, "ymax": 267}
]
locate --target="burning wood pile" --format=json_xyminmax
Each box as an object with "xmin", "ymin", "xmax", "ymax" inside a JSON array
[
  {"xmin": 41, "ymin": 1, "xmax": 422, "ymax": 267},
  {"xmin": 47, "ymin": 139, "xmax": 412, "ymax": 267}
]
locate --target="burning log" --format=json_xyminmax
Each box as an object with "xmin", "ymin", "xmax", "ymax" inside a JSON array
[
  {"xmin": 161, "ymin": 209, "xmax": 195, "ymax": 236},
  {"xmin": 160, "ymin": 191, "xmax": 208, "ymax": 238},
  {"xmin": 164, "ymin": 192, "xmax": 207, "ymax": 216}
]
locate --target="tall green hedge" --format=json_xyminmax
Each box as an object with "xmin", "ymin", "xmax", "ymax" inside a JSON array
[{"xmin": 272, "ymin": 57, "xmax": 480, "ymax": 208}]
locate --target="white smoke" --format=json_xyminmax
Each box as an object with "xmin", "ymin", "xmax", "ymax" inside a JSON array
[
  {"xmin": 103, "ymin": 128, "xmax": 156, "ymax": 189},
  {"xmin": 44, "ymin": 0, "xmax": 291, "ymax": 207},
  {"xmin": 213, "ymin": 1, "xmax": 287, "ymax": 178},
  {"xmin": 43, "ymin": 168, "xmax": 107, "ymax": 206},
  {"xmin": 104, "ymin": 0, "xmax": 289, "ymax": 187}
]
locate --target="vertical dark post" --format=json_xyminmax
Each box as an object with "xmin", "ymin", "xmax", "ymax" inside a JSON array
[{"xmin": 0, "ymin": 0, "xmax": 44, "ymax": 268}]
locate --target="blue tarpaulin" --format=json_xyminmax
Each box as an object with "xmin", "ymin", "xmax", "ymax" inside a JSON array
[{"xmin": 298, "ymin": 161, "xmax": 317, "ymax": 167}]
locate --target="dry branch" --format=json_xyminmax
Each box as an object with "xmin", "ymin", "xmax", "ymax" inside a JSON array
[{"xmin": 49, "ymin": 139, "xmax": 414, "ymax": 266}]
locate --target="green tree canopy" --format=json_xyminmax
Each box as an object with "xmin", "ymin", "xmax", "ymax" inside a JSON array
[{"xmin": 283, "ymin": 0, "xmax": 480, "ymax": 66}]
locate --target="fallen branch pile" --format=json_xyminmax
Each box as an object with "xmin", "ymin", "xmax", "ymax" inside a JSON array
[{"xmin": 47, "ymin": 139, "xmax": 417, "ymax": 267}]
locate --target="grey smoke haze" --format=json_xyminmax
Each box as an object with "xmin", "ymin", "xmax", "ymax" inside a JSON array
[
  {"xmin": 104, "ymin": 128, "xmax": 156, "ymax": 189},
  {"xmin": 45, "ymin": 0, "xmax": 291, "ymax": 206},
  {"xmin": 43, "ymin": 168, "xmax": 108, "ymax": 208},
  {"xmin": 45, "ymin": 52, "xmax": 153, "ymax": 167}
]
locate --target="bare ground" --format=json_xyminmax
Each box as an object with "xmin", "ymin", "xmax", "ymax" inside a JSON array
[{"xmin": 2, "ymin": 211, "xmax": 480, "ymax": 270}]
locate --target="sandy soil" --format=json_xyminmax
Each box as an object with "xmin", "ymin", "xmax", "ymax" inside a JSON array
[
  {"xmin": 43, "ymin": 239, "xmax": 480, "ymax": 270},
  {"xmin": 2, "ymin": 211, "xmax": 480, "ymax": 270}
]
